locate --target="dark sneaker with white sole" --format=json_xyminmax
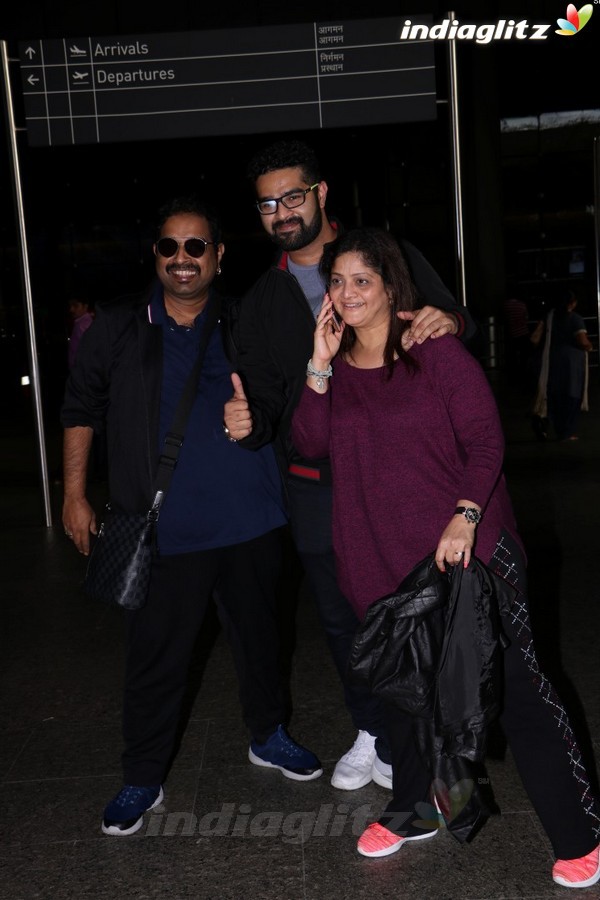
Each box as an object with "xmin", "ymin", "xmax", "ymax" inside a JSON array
[
  {"xmin": 249, "ymin": 725, "xmax": 323, "ymax": 781},
  {"xmin": 102, "ymin": 784, "xmax": 163, "ymax": 836}
]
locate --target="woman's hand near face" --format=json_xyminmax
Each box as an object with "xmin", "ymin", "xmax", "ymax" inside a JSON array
[{"xmin": 312, "ymin": 292, "xmax": 344, "ymax": 369}]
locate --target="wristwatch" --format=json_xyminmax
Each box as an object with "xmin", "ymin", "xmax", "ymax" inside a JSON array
[{"xmin": 454, "ymin": 506, "xmax": 482, "ymax": 524}]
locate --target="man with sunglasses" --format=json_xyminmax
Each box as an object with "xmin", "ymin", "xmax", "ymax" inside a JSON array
[
  {"xmin": 61, "ymin": 195, "xmax": 322, "ymax": 837},
  {"xmin": 224, "ymin": 140, "xmax": 478, "ymax": 794}
]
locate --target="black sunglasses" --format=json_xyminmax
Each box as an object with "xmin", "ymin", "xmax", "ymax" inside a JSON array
[{"xmin": 155, "ymin": 237, "xmax": 217, "ymax": 259}]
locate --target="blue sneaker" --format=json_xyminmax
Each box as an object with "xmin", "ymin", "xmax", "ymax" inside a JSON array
[
  {"xmin": 249, "ymin": 725, "xmax": 323, "ymax": 781},
  {"xmin": 102, "ymin": 784, "xmax": 163, "ymax": 835}
]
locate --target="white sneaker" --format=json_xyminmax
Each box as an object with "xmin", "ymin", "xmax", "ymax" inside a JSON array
[
  {"xmin": 371, "ymin": 754, "xmax": 393, "ymax": 790},
  {"xmin": 330, "ymin": 731, "xmax": 377, "ymax": 790}
]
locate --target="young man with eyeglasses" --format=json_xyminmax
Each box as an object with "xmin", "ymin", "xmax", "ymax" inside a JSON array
[
  {"xmin": 62, "ymin": 195, "xmax": 322, "ymax": 837},
  {"xmin": 224, "ymin": 140, "xmax": 478, "ymax": 793}
]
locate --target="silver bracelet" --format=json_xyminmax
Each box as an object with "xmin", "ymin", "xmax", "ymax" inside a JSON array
[{"xmin": 306, "ymin": 358, "xmax": 333, "ymax": 390}]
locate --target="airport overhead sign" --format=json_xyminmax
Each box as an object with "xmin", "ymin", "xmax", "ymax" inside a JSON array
[{"xmin": 18, "ymin": 17, "xmax": 436, "ymax": 147}]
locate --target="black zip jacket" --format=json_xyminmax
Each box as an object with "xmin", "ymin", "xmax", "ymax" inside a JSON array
[{"xmin": 61, "ymin": 285, "xmax": 235, "ymax": 514}]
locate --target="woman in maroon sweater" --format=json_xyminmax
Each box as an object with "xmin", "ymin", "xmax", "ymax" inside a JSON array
[{"xmin": 291, "ymin": 227, "xmax": 599, "ymax": 889}]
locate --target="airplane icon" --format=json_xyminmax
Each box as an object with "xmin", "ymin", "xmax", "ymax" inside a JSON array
[
  {"xmin": 72, "ymin": 71, "xmax": 89, "ymax": 81},
  {"xmin": 69, "ymin": 45, "xmax": 87, "ymax": 56}
]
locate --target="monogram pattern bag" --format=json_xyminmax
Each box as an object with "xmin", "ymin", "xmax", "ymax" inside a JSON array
[{"xmin": 84, "ymin": 497, "xmax": 161, "ymax": 610}]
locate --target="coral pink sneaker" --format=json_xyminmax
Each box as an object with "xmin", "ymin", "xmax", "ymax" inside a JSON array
[
  {"xmin": 552, "ymin": 844, "xmax": 600, "ymax": 888},
  {"xmin": 357, "ymin": 822, "xmax": 437, "ymax": 858}
]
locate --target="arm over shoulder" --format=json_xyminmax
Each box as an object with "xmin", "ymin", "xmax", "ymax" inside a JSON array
[{"xmin": 400, "ymin": 239, "xmax": 479, "ymax": 344}]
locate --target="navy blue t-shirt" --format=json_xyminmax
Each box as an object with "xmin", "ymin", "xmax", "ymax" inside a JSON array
[{"xmin": 150, "ymin": 290, "xmax": 286, "ymax": 554}]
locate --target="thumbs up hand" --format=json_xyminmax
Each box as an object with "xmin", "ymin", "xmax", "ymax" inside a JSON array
[
  {"xmin": 223, "ymin": 372, "xmax": 253, "ymax": 440},
  {"xmin": 230, "ymin": 372, "xmax": 247, "ymax": 401}
]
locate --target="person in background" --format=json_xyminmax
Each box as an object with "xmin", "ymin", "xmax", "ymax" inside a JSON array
[
  {"xmin": 502, "ymin": 291, "xmax": 531, "ymax": 386},
  {"xmin": 533, "ymin": 289, "xmax": 593, "ymax": 442},
  {"xmin": 61, "ymin": 196, "xmax": 321, "ymax": 838},
  {"xmin": 291, "ymin": 226, "xmax": 600, "ymax": 889},
  {"xmin": 67, "ymin": 298, "xmax": 94, "ymax": 369},
  {"xmin": 224, "ymin": 139, "xmax": 478, "ymax": 793}
]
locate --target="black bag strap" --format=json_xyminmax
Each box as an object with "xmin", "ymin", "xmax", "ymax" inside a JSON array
[{"xmin": 152, "ymin": 296, "xmax": 221, "ymax": 506}]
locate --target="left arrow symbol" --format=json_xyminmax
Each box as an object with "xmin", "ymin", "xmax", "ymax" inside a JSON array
[{"xmin": 27, "ymin": 74, "xmax": 39, "ymax": 85}]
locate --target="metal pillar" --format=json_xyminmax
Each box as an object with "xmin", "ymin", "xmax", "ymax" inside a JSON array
[
  {"xmin": 1, "ymin": 40, "xmax": 52, "ymax": 526},
  {"xmin": 594, "ymin": 136, "xmax": 600, "ymax": 357},
  {"xmin": 447, "ymin": 11, "xmax": 467, "ymax": 308}
]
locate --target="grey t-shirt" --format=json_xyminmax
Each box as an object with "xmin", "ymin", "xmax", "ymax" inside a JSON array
[{"xmin": 288, "ymin": 258, "xmax": 327, "ymax": 320}]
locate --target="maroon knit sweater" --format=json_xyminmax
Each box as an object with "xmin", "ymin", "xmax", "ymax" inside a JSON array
[{"xmin": 291, "ymin": 335, "xmax": 523, "ymax": 620}]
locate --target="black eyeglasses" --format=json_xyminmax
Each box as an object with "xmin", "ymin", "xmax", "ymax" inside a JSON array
[
  {"xmin": 256, "ymin": 184, "xmax": 319, "ymax": 216},
  {"xmin": 155, "ymin": 237, "xmax": 217, "ymax": 258}
]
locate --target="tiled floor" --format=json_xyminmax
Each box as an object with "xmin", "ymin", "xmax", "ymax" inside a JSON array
[{"xmin": 1, "ymin": 377, "xmax": 599, "ymax": 899}]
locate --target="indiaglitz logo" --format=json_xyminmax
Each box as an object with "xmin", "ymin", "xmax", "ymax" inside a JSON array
[
  {"xmin": 398, "ymin": 18, "xmax": 551, "ymax": 43},
  {"xmin": 555, "ymin": 3, "xmax": 593, "ymax": 34},
  {"xmin": 398, "ymin": 3, "xmax": 594, "ymax": 43}
]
